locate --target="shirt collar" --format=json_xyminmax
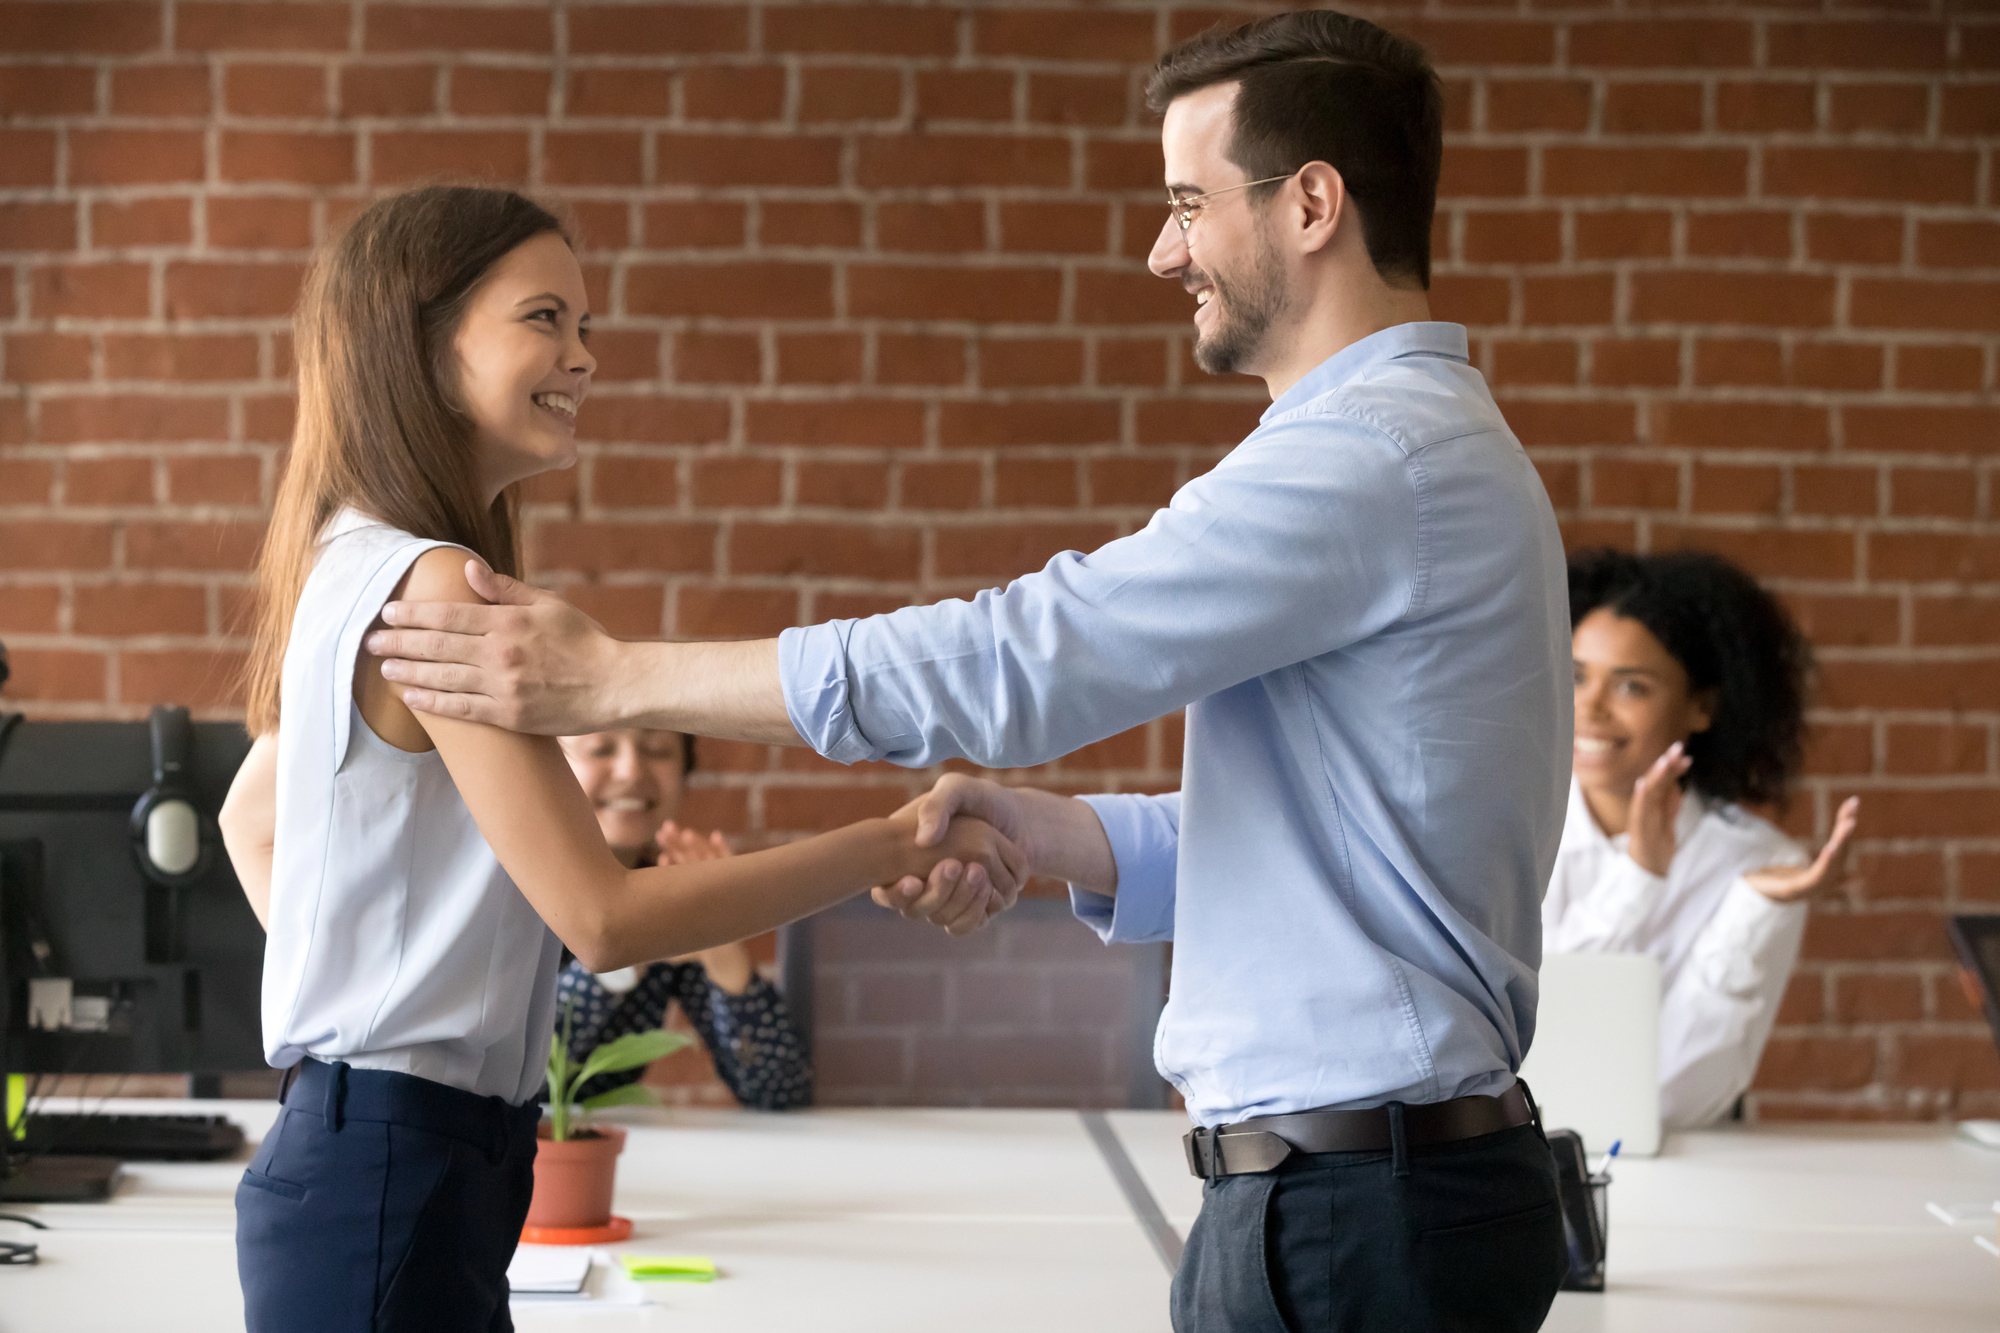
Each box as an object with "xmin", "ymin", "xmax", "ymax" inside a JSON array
[{"xmin": 1261, "ymin": 322, "xmax": 1470, "ymax": 425}]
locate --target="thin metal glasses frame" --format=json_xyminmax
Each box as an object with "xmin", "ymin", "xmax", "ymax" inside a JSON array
[{"xmin": 1167, "ymin": 174, "xmax": 1297, "ymax": 231}]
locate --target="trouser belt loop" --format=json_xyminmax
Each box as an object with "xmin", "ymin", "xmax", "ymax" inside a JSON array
[
  {"xmin": 325, "ymin": 1061, "xmax": 348, "ymax": 1133},
  {"xmin": 276, "ymin": 1061, "xmax": 300, "ymax": 1107},
  {"xmin": 1516, "ymin": 1078, "xmax": 1546, "ymax": 1144},
  {"xmin": 1184, "ymin": 1125, "xmax": 1214, "ymax": 1180},
  {"xmin": 1387, "ymin": 1101, "xmax": 1410, "ymax": 1179}
]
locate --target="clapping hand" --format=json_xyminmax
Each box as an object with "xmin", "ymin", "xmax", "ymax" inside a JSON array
[
  {"xmin": 1745, "ymin": 796, "xmax": 1861, "ymax": 904},
  {"xmin": 1626, "ymin": 741, "xmax": 1692, "ymax": 876},
  {"xmin": 655, "ymin": 820, "xmax": 731, "ymax": 867}
]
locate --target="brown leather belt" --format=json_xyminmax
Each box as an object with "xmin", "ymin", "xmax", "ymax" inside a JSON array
[{"xmin": 1183, "ymin": 1082, "xmax": 1538, "ymax": 1179}]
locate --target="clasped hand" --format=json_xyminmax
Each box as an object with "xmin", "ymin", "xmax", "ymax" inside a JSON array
[{"xmin": 877, "ymin": 783, "xmax": 1033, "ymax": 937}]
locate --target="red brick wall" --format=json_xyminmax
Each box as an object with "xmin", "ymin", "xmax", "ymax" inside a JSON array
[
  {"xmin": 1, "ymin": 0, "xmax": 1996, "ymax": 1118},
  {"xmin": 801, "ymin": 900, "xmax": 1164, "ymax": 1107}
]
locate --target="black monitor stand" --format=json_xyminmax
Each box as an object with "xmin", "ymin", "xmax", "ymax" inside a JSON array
[{"xmin": 0, "ymin": 712, "xmax": 119, "ymax": 1202}]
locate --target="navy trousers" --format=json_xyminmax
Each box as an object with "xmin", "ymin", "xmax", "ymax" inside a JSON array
[
  {"xmin": 236, "ymin": 1059, "xmax": 540, "ymax": 1333},
  {"xmin": 1171, "ymin": 1122, "xmax": 1568, "ymax": 1333}
]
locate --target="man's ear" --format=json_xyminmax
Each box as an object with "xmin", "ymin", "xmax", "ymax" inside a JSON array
[{"xmin": 1293, "ymin": 161, "xmax": 1346, "ymax": 256}]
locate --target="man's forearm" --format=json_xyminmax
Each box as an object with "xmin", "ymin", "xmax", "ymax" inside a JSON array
[
  {"xmin": 1015, "ymin": 786, "xmax": 1119, "ymax": 895},
  {"xmin": 618, "ymin": 637, "xmax": 805, "ymax": 745},
  {"xmin": 604, "ymin": 639, "xmax": 1117, "ymax": 899}
]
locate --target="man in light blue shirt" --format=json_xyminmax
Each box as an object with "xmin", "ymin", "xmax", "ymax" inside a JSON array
[
  {"xmin": 373, "ymin": 10, "xmax": 1572, "ymax": 1329},
  {"xmin": 827, "ymin": 311, "xmax": 1569, "ymax": 1128}
]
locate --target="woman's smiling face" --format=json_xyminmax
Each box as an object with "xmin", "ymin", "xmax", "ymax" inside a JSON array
[
  {"xmin": 450, "ymin": 230, "xmax": 595, "ymax": 502},
  {"xmin": 1571, "ymin": 608, "xmax": 1714, "ymax": 804},
  {"xmin": 558, "ymin": 729, "xmax": 689, "ymax": 855}
]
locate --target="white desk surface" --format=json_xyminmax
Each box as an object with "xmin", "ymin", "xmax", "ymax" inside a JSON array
[
  {"xmin": 1107, "ymin": 1112, "xmax": 2000, "ymax": 1332},
  {"xmin": 8, "ymin": 1101, "xmax": 2000, "ymax": 1332},
  {"xmin": 1, "ymin": 1098, "xmax": 1171, "ymax": 1333}
]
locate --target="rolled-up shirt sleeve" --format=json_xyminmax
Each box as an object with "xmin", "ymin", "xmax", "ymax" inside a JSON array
[
  {"xmin": 778, "ymin": 415, "xmax": 1420, "ymax": 771},
  {"xmin": 1069, "ymin": 792, "xmax": 1180, "ymax": 943}
]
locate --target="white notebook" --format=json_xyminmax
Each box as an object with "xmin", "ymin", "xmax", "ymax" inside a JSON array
[{"xmin": 507, "ymin": 1245, "xmax": 593, "ymax": 1300}]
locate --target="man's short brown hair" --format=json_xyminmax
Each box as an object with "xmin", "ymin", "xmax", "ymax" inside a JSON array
[{"xmin": 1148, "ymin": 10, "xmax": 1443, "ymax": 289}]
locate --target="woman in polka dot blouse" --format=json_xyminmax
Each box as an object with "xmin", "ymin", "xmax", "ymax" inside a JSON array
[{"xmin": 552, "ymin": 728, "xmax": 811, "ymax": 1111}]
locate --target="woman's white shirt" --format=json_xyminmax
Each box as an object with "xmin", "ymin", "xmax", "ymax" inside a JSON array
[
  {"xmin": 262, "ymin": 509, "xmax": 563, "ymax": 1105},
  {"xmin": 1542, "ymin": 777, "xmax": 1807, "ymax": 1130}
]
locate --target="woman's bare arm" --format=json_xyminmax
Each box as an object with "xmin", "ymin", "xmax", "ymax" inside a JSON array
[
  {"xmin": 219, "ymin": 732, "xmax": 279, "ymax": 928},
  {"xmin": 378, "ymin": 549, "xmax": 1022, "ymax": 971}
]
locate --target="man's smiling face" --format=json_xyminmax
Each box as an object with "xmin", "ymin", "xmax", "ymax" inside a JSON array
[{"xmin": 1149, "ymin": 81, "xmax": 1294, "ymax": 378}]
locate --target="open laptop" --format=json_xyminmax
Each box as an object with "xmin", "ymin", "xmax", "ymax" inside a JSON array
[{"xmin": 1517, "ymin": 952, "xmax": 1663, "ymax": 1157}]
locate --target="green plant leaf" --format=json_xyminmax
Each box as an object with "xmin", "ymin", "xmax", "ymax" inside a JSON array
[
  {"xmin": 581, "ymin": 1083, "xmax": 662, "ymax": 1112},
  {"xmin": 548, "ymin": 999, "xmax": 576, "ymax": 1142},
  {"xmin": 574, "ymin": 1029, "xmax": 693, "ymax": 1088}
]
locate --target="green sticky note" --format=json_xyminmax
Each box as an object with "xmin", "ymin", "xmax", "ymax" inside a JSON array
[
  {"xmin": 5, "ymin": 1075, "xmax": 23, "ymax": 1141},
  {"xmin": 619, "ymin": 1255, "xmax": 717, "ymax": 1283}
]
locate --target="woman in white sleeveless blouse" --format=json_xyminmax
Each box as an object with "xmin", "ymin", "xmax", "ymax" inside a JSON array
[{"xmin": 218, "ymin": 186, "xmax": 1022, "ymax": 1333}]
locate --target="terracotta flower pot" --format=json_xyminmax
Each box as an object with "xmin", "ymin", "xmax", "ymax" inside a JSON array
[{"xmin": 527, "ymin": 1123, "xmax": 626, "ymax": 1231}]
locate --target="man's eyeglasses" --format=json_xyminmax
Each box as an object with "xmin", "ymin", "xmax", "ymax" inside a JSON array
[{"xmin": 1166, "ymin": 174, "xmax": 1297, "ymax": 232}]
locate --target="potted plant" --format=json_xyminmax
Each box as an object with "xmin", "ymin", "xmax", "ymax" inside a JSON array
[{"xmin": 526, "ymin": 1005, "xmax": 691, "ymax": 1234}]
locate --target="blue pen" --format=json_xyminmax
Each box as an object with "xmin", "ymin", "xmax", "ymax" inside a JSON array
[{"xmin": 1591, "ymin": 1140, "xmax": 1622, "ymax": 1176}]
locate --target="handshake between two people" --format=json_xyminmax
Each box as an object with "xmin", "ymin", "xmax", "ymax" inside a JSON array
[
  {"xmin": 649, "ymin": 773, "xmax": 1102, "ymax": 941},
  {"xmin": 872, "ymin": 774, "xmax": 1115, "ymax": 937}
]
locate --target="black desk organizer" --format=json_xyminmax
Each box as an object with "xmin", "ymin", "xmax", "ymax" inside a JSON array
[{"xmin": 1548, "ymin": 1127, "xmax": 1610, "ymax": 1292}]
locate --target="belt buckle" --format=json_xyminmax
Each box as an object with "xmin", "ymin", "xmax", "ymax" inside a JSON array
[{"xmin": 1184, "ymin": 1125, "xmax": 1219, "ymax": 1179}]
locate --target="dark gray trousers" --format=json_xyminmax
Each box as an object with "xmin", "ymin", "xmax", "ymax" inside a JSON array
[{"xmin": 1171, "ymin": 1122, "xmax": 1567, "ymax": 1333}]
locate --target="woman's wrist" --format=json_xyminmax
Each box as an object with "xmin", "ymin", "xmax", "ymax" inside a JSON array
[
  {"xmin": 875, "ymin": 816, "xmax": 937, "ymax": 884},
  {"xmin": 812, "ymin": 816, "xmax": 916, "ymax": 891},
  {"xmin": 1627, "ymin": 837, "xmax": 1674, "ymax": 877}
]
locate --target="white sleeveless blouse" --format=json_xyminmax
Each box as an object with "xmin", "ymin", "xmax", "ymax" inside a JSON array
[{"xmin": 262, "ymin": 509, "xmax": 562, "ymax": 1104}]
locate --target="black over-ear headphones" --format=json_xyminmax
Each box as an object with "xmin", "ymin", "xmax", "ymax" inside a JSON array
[{"xmin": 130, "ymin": 706, "xmax": 214, "ymax": 888}]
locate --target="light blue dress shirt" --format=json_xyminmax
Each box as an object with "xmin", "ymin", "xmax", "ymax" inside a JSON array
[{"xmin": 781, "ymin": 322, "xmax": 1571, "ymax": 1127}]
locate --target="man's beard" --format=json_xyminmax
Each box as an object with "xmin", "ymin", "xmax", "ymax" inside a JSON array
[{"xmin": 1190, "ymin": 232, "xmax": 1290, "ymax": 377}]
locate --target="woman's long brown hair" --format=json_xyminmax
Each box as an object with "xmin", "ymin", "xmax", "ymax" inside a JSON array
[{"xmin": 243, "ymin": 186, "xmax": 568, "ymax": 736}]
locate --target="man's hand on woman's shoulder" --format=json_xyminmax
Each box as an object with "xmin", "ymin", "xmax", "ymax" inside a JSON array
[
  {"xmin": 365, "ymin": 565, "xmax": 801, "ymax": 745},
  {"xmin": 366, "ymin": 562, "xmax": 632, "ymax": 735}
]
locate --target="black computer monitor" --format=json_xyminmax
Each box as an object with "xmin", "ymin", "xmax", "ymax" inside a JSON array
[{"xmin": 0, "ymin": 708, "xmax": 265, "ymax": 1095}]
